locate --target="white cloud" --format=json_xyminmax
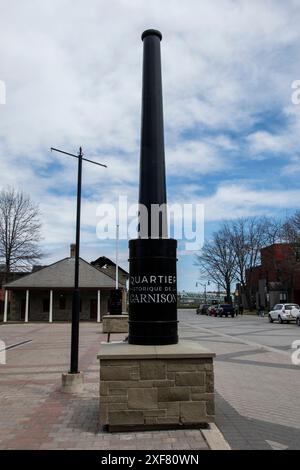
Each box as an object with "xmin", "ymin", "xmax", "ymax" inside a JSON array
[
  {"xmin": 246, "ymin": 106, "xmax": 300, "ymax": 159},
  {"xmin": 246, "ymin": 130, "xmax": 287, "ymax": 155},
  {"xmin": 1, "ymin": 0, "xmax": 300, "ymax": 272},
  {"xmin": 2, "ymin": 0, "xmax": 300, "ymax": 157},
  {"xmin": 167, "ymin": 140, "xmax": 226, "ymax": 175},
  {"xmin": 201, "ymin": 184, "xmax": 300, "ymax": 221},
  {"xmin": 281, "ymin": 155, "xmax": 300, "ymax": 175}
]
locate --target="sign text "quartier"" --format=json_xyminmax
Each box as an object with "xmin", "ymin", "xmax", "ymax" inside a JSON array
[{"xmin": 130, "ymin": 275, "xmax": 176, "ymax": 285}]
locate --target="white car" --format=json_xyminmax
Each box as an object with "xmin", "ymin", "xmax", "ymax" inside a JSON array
[{"xmin": 269, "ymin": 303, "xmax": 300, "ymax": 324}]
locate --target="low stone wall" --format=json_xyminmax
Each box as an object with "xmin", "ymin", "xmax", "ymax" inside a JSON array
[
  {"xmin": 102, "ymin": 314, "xmax": 129, "ymax": 333},
  {"xmin": 98, "ymin": 342, "xmax": 215, "ymax": 431}
]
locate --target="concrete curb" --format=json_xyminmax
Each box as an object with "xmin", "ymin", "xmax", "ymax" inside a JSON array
[{"xmin": 201, "ymin": 423, "xmax": 231, "ymax": 450}]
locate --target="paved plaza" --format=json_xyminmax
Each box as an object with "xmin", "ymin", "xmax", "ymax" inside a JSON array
[
  {"xmin": 180, "ymin": 310, "xmax": 300, "ymax": 450},
  {"xmin": 0, "ymin": 310, "xmax": 300, "ymax": 450},
  {"xmin": 0, "ymin": 320, "xmax": 208, "ymax": 450}
]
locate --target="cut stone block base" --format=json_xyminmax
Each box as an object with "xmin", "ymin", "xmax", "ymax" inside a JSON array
[
  {"xmin": 97, "ymin": 341, "xmax": 215, "ymax": 431},
  {"xmin": 102, "ymin": 314, "xmax": 129, "ymax": 334},
  {"xmin": 61, "ymin": 371, "xmax": 84, "ymax": 393}
]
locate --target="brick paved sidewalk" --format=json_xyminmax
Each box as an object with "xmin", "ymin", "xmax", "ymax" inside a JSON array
[
  {"xmin": 180, "ymin": 311, "xmax": 300, "ymax": 450},
  {"xmin": 0, "ymin": 323, "xmax": 209, "ymax": 450}
]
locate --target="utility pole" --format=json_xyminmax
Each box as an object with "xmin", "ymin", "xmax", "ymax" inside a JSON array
[
  {"xmin": 116, "ymin": 224, "xmax": 119, "ymax": 290},
  {"xmin": 196, "ymin": 281, "xmax": 210, "ymax": 304},
  {"xmin": 51, "ymin": 146, "xmax": 107, "ymax": 374}
]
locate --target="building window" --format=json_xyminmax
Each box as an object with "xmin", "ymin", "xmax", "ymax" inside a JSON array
[
  {"xmin": 59, "ymin": 294, "xmax": 66, "ymax": 310},
  {"xmin": 279, "ymin": 292, "xmax": 287, "ymax": 302},
  {"xmin": 43, "ymin": 298, "xmax": 49, "ymax": 312}
]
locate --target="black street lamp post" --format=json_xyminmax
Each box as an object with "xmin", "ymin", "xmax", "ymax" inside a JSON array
[
  {"xmin": 51, "ymin": 146, "xmax": 107, "ymax": 374},
  {"xmin": 196, "ymin": 281, "xmax": 210, "ymax": 304}
]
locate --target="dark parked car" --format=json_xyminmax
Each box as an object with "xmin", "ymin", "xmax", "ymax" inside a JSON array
[
  {"xmin": 217, "ymin": 304, "xmax": 235, "ymax": 318},
  {"xmin": 196, "ymin": 304, "xmax": 210, "ymax": 315},
  {"xmin": 207, "ymin": 305, "xmax": 218, "ymax": 316}
]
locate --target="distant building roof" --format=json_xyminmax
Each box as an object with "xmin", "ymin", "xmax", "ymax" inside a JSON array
[
  {"xmin": 91, "ymin": 256, "xmax": 128, "ymax": 275},
  {"xmin": 4, "ymin": 257, "xmax": 120, "ymax": 289},
  {"xmin": 91, "ymin": 256, "xmax": 128, "ymax": 273},
  {"xmin": 31, "ymin": 265, "xmax": 48, "ymax": 273}
]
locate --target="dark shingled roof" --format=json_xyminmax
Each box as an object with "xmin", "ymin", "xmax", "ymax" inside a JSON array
[
  {"xmin": 91, "ymin": 256, "xmax": 128, "ymax": 275},
  {"xmin": 4, "ymin": 257, "xmax": 120, "ymax": 289}
]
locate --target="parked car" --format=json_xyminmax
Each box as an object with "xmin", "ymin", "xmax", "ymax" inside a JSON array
[
  {"xmin": 207, "ymin": 305, "xmax": 218, "ymax": 316},
  {"xmin": 268, "ymin": 303, "xmax": 300, "ymax": 324},
  {"xmin": 216, "ymin": 304, "xmax": 235, "ymax": 318},
  {"xmin": 290, "ymin": 308, "xmax": 300, "ymax": 326},
  {"xmin": 196, "ymin": 304, "xmax": 210, "ymax": 315}
]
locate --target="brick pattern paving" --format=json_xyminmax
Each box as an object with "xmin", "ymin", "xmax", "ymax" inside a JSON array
[
  {"xmin": 0, "ymin": 322, "xmax": 208, "ymax": 450},
  {"xmin": 2, "ymin": 312, "xmax": 299, "ymax": 450},
  {"xmin": 180, "ymin": 312, "xmax": 300, "ymax": 450}
]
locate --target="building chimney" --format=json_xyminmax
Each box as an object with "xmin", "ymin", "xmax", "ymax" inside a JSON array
[{"xmin": 70, "ymin": 244, "xmax": 76, "ymax": 258}]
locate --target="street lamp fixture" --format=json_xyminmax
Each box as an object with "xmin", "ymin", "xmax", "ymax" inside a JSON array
[
  {"xmin": 196, "ymin": 281, "xmax": 210, "ymax": 304},
  {"xmin": 50, "ymin": 146, "xmax": 107, "ymax": 375}
]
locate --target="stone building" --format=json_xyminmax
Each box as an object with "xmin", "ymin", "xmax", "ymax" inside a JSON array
[
  {"xmin": 2, "ymin": 248, "xmax": 127, "ymax": 323},
  {"xmin": 0, "ymin": 268, "xmax": 27, "ymax": 320}
]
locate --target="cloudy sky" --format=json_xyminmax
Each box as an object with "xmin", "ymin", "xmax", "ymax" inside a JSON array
[{"xmin": 1, "ymin": 0, "xmax": 300, "ymax": 291}]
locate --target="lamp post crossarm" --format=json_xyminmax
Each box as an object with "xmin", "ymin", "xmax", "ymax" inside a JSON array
[{"xmin": 51, "ymin": 147, "xmax": 107, "ymax": 167}]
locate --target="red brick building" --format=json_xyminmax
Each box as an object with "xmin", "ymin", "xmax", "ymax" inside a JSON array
[{"xmin": 245, "ymin": 243, "xmax": 300, "ymax": 309}]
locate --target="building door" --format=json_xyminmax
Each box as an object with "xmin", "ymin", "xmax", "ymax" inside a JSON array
[
  {"xmin": 292, "ymin": 290, "xmax": 300, "ymax": 305},
  {"xmin": 20, "ymin": 299, "xmax": 26, "ymax": 320},
  {"xmin": 90, "ymin": 299, "xmax": 97, "ymax": 320}
]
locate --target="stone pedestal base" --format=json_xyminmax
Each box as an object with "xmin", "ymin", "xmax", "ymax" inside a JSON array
[
  {"xmin": 97, "ymin": 341, "xmax": 215, "ymax": 431},
  {"xmin": 102, "ymin": 314, "xmax": 129, "ymax": 334},
  {"xmin": 61, "ymin": 371, "xmax": 84, "ymax": 393}
]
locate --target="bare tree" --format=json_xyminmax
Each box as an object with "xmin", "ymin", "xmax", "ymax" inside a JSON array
[
  {"xmin": 0, "ymin": 188, "xmax": 42, "ymax": 272},
  {"xmin": 196, "ymin": 227, "xmax": 236, "ymax": 302},
  {"xmin": 196, "ymin": 216, "xmax": 281, "ymax": 309},
  {"xmin": 225, "ymin": 216, "xmax": 281, "ymax": 308},
  {"xmin": 281, "ymin": 211, "xmax": 300, "ymax": 244},
  {"xmin": 276, "ymin": 211, "xmax": 300, "ymax": 301}
]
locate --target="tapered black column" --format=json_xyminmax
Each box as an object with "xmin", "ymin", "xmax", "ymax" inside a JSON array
[
  {"xmin": 128, "ymin": 30, "xmax": 178, "ymax": 345},
  {"xmin": 139, "ymin": 29, "xmax": 167, "ymax": 238}
]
